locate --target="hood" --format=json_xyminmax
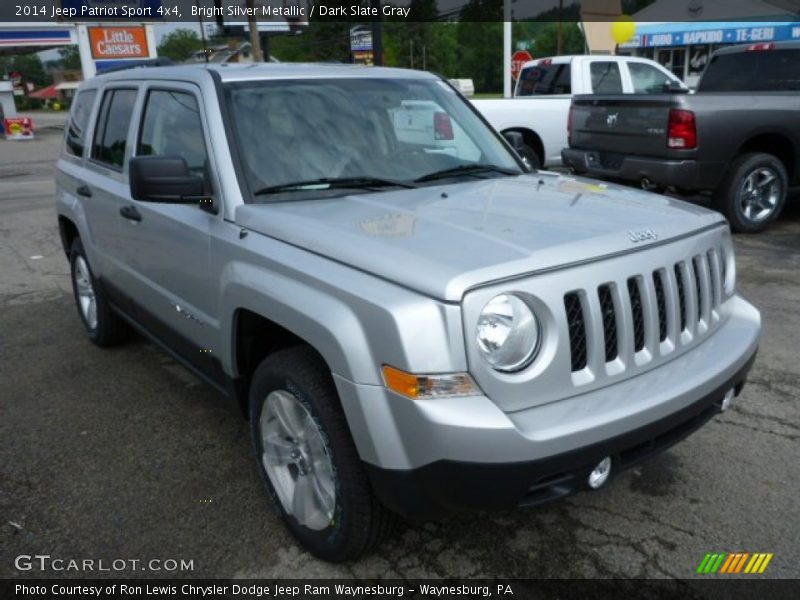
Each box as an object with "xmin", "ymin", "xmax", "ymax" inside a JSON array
[{"xmin": 235, "ymin": 173, "xmax": 724, "ymax": 302}]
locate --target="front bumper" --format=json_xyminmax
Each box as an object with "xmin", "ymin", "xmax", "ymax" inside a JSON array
[
  {"xmin": 333, "ymin": 296, "xmax": 760, "ymax": 520},
  {"xmin": 561, "ymin": 148, "xmax": 726, "ymax": 191},
  {"xmin": 365, "ymin": 351, "xmax": 753, "ymax": 520}
]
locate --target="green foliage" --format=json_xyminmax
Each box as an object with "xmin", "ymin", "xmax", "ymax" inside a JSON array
[
  {"xmin": 0, "ymin": 53, "xmax": 51, "ymax": 88},
  {"xmin": 57, "ymin": 45, "xmax": 82, "ymax": 71},
  {"xmin": 157, "ymin": 29, "xmax": 205, "ymax": 62},
  {"xmin": 530, "ymin": 22, "xmax": 586, "ymax": 58}
]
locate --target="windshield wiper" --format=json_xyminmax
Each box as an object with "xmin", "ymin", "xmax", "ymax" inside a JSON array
[
  {"xmin": 414, "ymin": 164, "xmax": 519, "ymax": 183},
  {"xmin": 253, "ymin": 176, "xmax": 417, "ymax": 196}
]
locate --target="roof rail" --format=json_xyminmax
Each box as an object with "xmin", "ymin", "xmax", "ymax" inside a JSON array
[{"xmin": 99, "ymin": 58, "xmax": 175, "ymax": 75}]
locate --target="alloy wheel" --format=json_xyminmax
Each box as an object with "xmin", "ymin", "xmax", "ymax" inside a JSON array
[{"xmin": 258, "ymin": 389, "xmax": 336, "ymax": 530}]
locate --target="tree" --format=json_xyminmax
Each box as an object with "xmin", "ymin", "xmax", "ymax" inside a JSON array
[
  {"xmin": 0, "ymin": 53, "xmax": 51, "ymax": 88},
  {"xmin": 57, "ymin": 45, "xmax": 82, "ymax": 71},
  {"xmin": 531, "ymin": 22, "xmax": 585, "ymax": 58},
  {"xmin": 157, "ymin": 29, "xmax": 204, "ymax": 62},
  {"xmin": 456, "ymin": 0, "xmax": 503, "ymax": 92}
]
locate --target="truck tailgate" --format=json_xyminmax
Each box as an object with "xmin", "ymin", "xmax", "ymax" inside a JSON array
[{"xmin": 570, "ymin": 95, "xmax": 677, "ymax": 158}]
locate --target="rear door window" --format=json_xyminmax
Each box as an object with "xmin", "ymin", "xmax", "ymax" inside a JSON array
[
  {"xmin": 590, "ymin": 62, "xmax": 623, "ymax": 94},
  {"xmin": 698, "ymin": 49, "xmax": 800, "ymax": 92},
  {"xmin": 91, "ymin": 88, "xmax": 137, "ymax": 170},
  {"xmin": 516, "ymin": 63, "xmax": 571, "ymax": 96},
  {"xmin": 628, "ymin": 62, "xmax": 674, "ymax": 94},
  {"xmin": 65, "ymin": 89, "xmax": 96, "ymax": 157}
]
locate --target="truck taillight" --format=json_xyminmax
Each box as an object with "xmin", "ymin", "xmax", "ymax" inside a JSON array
[
  {"xmin": 567, "ymin": 105, "xmax": 574, "ymax": 145},
  {"xmin": 667, "ymin": 109, "xmax": 696, "ymax": 149},
  {"xmin": 747, "ymin": 43, "xmax": 775, "ymax": 51},
  {"xmin": 434, "ymin": 112, "xmax": 454, "ymax": 140}
]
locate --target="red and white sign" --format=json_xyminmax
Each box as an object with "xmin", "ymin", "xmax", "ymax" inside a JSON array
[
  {"xmin": 88, "ymin": 27, "xmax": 149, "ymax": 60},
  {"xmin": 3, "ymin": 118, "xmax": 35, "ymax": 140},
  {"xmin": 511, "ymin": 50, "xmax": 534, "ymax": 80}
]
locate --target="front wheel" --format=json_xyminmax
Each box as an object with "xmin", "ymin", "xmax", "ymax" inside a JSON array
[
  {"xmin": 249, "ymin": 346, "xmax": 399, "ymax": 561},
  {"xmin": 713, "ymin": 153, "xmax": 787, "ymax": 233}
]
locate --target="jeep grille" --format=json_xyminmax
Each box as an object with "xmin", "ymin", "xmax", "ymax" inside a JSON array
[{"xmin": 565, "ymin": 248, "xmax": 725, "ymax": 374}]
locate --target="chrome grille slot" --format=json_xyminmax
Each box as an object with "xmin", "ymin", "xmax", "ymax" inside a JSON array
[
  {"xmin": 598, "ymin": 285, "xmax": 618, "ymax": 362},
  {"xmin": 692, "ymin": 256, "xmax": 703, "ymax": 324},
  {"xmin": 627, "ymin": 277, "xmax": 646, "ymax": 353},
  {"xmin": 707, "ymin": 249, "xmax": 722, "ymax": 314},
  {"xmin": 564, "ymin": 293, "xmax": 588, "ymax": 372},
  {"xmin": 674, "ymin": 263, "xmax": 687, "ymax": 332},
  {"xmin": 652, "ymin": 270, "xmax": 668, "ymax": 342}
]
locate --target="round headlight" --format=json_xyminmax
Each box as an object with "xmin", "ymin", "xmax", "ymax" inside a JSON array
[{"xmin": 476, "ymin": 294, "xmax": 540, "ymax": 372}]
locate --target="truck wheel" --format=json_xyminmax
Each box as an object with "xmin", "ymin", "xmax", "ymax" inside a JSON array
[
  {"xmin": 713, "ymin": 153, "xmax": 787, "ymax": 233},
  {"xmin": 69, "ymin": 238, "xmax": 130, "ymax": 346},
  {"xmin": 518, "ymin": 144, "xmax": 542, "ymax": 171},
  {"xmin": 249, "ymin": 346, "xmax": 399, "ymax": 561}
]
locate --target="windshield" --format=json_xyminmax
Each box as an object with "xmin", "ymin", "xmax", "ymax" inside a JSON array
[{"xmin": 225, "ymin": 77, "xmax": 521, "ymax": 201}]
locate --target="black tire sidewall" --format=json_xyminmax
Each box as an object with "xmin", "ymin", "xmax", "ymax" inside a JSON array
[
  {"xmin": 248, "ymin": 354, "xmax": 354, "ymax": 560},
  {"xmin": 717, "ymin": 154, "xmax": 787, "ymax": 233}
]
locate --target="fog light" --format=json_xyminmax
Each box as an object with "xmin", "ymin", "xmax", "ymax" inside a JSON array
[
  {"xmin": 720, "ymin": 388, "xmax": 735, "ymax": 412},
  {"xmin": 588, "ymin": 457, "xmax": 612, "ymax": 489}
]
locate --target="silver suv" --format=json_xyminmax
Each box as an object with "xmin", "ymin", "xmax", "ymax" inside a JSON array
[{"xmin": 56, "ymin": 64, "xmax": 760, "ymax": 561}]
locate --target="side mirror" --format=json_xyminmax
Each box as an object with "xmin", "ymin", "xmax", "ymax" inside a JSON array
[
  {"xmin": 663, "ymin": 80, "xmax": 689, "ymax": 94},
  {"xmin": 502, "ymin": 130, "xmax": 534, "ymax": 172},
  {"xmin": 129, "ymin": 156, "xmax": 206, "ymax": 203}
]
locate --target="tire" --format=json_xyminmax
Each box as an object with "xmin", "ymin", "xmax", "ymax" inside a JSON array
[
  {"xmin": 712, "ymin": 153, "xmax": 787, "ymax": 233},
  {"xmin": 69, "ymin": 238, "xmax": 130, "ymax": 347},
  {"xmin": 518, "ymin": 143, "xmax": 542, "ymax": 171},
  {"xmin": 249, "ymin": 346, "xmax": 399, "ymax": 561}
]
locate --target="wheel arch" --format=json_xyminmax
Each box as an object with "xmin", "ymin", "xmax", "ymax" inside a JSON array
[
  {"xmin": 737, "ymin": 132, "xmax": 796, "ymax": 182},
  {"xmin": 502, "ymin": 127, "xmax": 545, "ymax": 166},
  {"xmin": 58, "ymin": 215, "xmax": 80, "ymax": 257}
]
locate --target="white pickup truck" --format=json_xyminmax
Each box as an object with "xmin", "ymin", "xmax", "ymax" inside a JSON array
[{"xmin": 472, "ymin": 55, "xmax": 687, "ymax": 168}]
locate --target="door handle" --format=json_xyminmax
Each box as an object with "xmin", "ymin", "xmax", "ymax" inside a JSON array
[
  {"xmin": 119, "ymin": 205, "xmax": 142, "ymax": 222},
  {"xmin": 76, "ymin": 185, "xmax": 92, "ymax": 198}
]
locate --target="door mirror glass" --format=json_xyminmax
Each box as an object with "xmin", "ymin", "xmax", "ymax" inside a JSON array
[{"xmin": 129, "ymin": 156, "xmax": 204, "ymax": 203}]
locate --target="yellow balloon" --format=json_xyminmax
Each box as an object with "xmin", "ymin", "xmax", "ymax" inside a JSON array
[{"xmin": 611, "ymin": 18, "xmax": 636, "ymax": 45}]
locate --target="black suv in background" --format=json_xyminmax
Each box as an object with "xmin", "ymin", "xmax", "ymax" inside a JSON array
[{"xmin": 563, "ymin": 41, "xmax": 800, "ymax": 233}]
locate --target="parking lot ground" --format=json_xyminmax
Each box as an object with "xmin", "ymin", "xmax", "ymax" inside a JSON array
[{"xmin": 1, "ymin": 125, "xmax": 799, "ymax": 579}]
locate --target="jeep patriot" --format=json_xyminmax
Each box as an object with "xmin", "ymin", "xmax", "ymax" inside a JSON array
[{"xmin": 56, "ymin": 64, "xmax": 760, "ymax": 561}]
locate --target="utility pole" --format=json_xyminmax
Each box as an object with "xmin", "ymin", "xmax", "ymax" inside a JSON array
[
  {"xmin": 246, "ymin": 0, "xmax": 263, "ymax": 61},
  {"xmin": 557, "ymin": 0, "xmax": 564, "ymax": 55},
  {"xmin": 370, "ymin": 0, "xmax": 383, "ymax": 65}
]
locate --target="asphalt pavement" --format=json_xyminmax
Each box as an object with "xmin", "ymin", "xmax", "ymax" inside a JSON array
[{"xmin": 1, "ymin": 117, "xmax": 798, "ymax": 579}]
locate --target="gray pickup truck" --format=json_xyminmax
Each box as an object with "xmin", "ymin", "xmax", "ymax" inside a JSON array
[
  {"xmin": 563, "ymin": 41, "xmax": 800, "ymax": 233},
  {"xmin": 56, "ymin": 63, "xmax": 759, "ymax": 561}
]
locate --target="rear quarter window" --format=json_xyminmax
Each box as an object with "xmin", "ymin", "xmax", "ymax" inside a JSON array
[
  {"xmin": 65, "ymin": 89, "xmax": 97, "ymax": 157},
  {"xmin": 516, "ymin": 63, "xmax": 571, "ymax": 96},
  {"xmin": 698, "ymin": 49, "xmax": 800, "ymax": 92},
  {"xmin": 91, "ymin": 88, "xmax": 138, "ymax": 170}
]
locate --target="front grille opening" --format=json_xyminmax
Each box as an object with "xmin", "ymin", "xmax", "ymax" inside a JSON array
[
  {"xmin": 652, "ymin": 270, "xmax": 668, "ymax": 342},
  {"xmin": 674, "ymin": 264, "xmax": 687, "ymax": 332},
  {"xmin": 564, "ymin": 292, "xmax": 588, "ymax": 372},
  {"xmin": 598, "ymin": 285, "xmax": 618, "ymax": 362},
  {"xmin": 627, "ymin": 277, "xmax": 646, "ymax": 352},
  {"xmin": 693, "ymin": 256, "xmax": 704, "ymax": 323},
  {"xmin": 707, "ymin": 250, "xmax": 718, "ymax": 308}
]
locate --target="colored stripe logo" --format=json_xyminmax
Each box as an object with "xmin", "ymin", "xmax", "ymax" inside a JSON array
[{"xmin": 697, "ymin": 552, "xmax": 773, "ymax": 574}]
